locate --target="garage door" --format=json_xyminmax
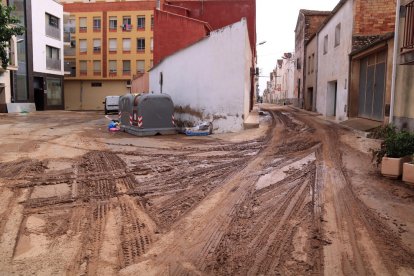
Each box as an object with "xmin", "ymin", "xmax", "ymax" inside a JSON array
[{"xmin": 358, "ymin": 51, "xmax": 387, "ymax": 121}]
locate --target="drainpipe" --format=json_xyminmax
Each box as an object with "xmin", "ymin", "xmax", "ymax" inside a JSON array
[
  {"xmin": 390, "ymin": 0, "xmax": 401, "ymax": 124},
  {"xmin": 315, "ymin": 32, "xmax": 319, "ymax": 112}
]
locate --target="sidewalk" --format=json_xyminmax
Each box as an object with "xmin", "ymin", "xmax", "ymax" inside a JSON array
[{"xmin": 243, "ymin": 105, "xmax": 260, "ymax": 129}]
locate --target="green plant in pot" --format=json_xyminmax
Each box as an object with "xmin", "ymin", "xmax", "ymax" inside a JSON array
[{"xmin": 379, "ymin": 130, "xmax": 414, "ymax": 178}]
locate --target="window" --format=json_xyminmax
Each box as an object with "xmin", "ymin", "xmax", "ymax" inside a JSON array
[
  {"xmin": 311, "ymin": 53, "xmax": 315, "ymax": 73},
  {"xmin": 47, "ymin": 13, "xmax": 59, "ymax": 28},
  {"xmin": 80, "ymin": 60, "xmax": 87, "ymax": 75},
  {"xmin": 109, "ymin": 60, "xmax": 117, "ymax": 75},
  {"xmin": 46, "ymin": 13, "xmax": 60, "ymax": 39},
  {"xmin": 122, "ymin": 38, "xmax": 131, "ymax": 52},
  {"xmin": 151, "ymin": 15, "xmax": 154, "ymax": 29},
  {"xmin": 403, "ymin": 0, "xmax": 414, "ymax": 50},
  {"xmin": 109, "ymin": 38, "xmax": 117, "ymax": 52},
  {"xmin": 93, "ymin": 39, "xmax": 101, "ymax": 53},
  {"xmin": 136, "ymin": 60, "xmax": 145, "ymax": 73},
  {"xmin": 335, "ymin": 23, "xmax": 341, "ymax": 47},
  {"xmin": 323, "ymin": 35, "xmax": 328, "ymax": 54},
  {"xmin": 123, "ymin": 60, "xmax": 131, "ymax": 75},
  {"xmin": 79, "ymin": 17, "xmax": 87, "ymax": 32},
  {"xmin": 109, "ymin": 16, "xmax": 117, "ymax": 31},
  {"xmin": 137, "ymin": 16, "xmax": 145, "ymax": 29},
  {"xmin": 93, "ymin": 60, "xmax": 101, "ymax": 75},
  {"xmin": 46, "ymin": 45, "xmax": 60, "ymax": 70},
  {"xmin": 137, "ymin": 38, "xmax": 145, "ymax": 51},
  {"xmin": 91, "ymin": 82, "xmax": 102, "ymax": 87},
  {"xmin": 122, "ymin": 16, "xmax": 132, "ymax": 31},
  {"xmin": 93, "ymin": 17, "xmax": 101, "ymax": 32},
  {"xmin": 308, "ymin": 56, "xmax": 311, "ymax": 75},
  {"xmin": 79, "ymin": 39, "xmax": 87, "ymax": 53},
  {"xmin": 150, "ymin": 37, "xmax": 153, "ymax": 52},
  {"xmin": 46, "ymin": 45, "xmax": 60, "ymax": 59},
  {"xmin": 296, "ymin": 58, "xmax": 301, "ymax": 69}
]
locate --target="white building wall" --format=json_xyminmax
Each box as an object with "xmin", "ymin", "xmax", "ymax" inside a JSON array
[
  {"xmin": 149, "ymin": 19, "xmax": 251, "ymax": 133},
  {"xmin": 316, "ymin": 0, "xmax": 353, "ymax": 121},
  {"xmin": 31, "ymin": 0, "xmax": 64, "ymax": 76}
]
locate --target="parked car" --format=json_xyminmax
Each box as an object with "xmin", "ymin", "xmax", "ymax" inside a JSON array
[{"xmin": 103, "ymin": 96, "xmax": 120, "ymax": 115}]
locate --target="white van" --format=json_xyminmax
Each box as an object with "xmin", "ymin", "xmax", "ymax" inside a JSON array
[{"xmin": 103, "ymin": 96, "xmax": 120, "ymax": 114}]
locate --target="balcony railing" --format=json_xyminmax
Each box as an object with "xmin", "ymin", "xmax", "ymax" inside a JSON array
[
  {"xmin": 64, "ymin": 62, "xmax": 76, "ymax": 77},
  {"xmin": 46, "ymin": 25, "xmax": 60, "ymax": 40},
  {"xmin": 403, "ymin": 1, "xmax": 414, "ymax": 50},
  {"xmin": 64, "ymin": 47, "xmax": 76, "ymax": 56},
  {"xmin": 46, "ymin": 58, "xmax": 61, "ymax": 71}
]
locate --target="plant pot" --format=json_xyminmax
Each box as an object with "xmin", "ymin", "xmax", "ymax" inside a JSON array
[
  {"xmin": 403, "ymin": 162, "xmax": 414, "ymax": 184},
  {"xmin": 381, "ymin": 156, "xmax": 412, "ymax": 179}
]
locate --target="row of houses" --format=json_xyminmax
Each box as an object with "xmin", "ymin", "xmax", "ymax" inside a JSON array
[{"xmin": 265, "ymin": 0, "xmax": 414, "ymax": 131}]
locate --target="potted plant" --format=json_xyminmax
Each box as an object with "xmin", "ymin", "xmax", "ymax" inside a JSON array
[
  {"xmin": 403, "ymin": 154, "xmax": 414, "ymax": 184},
  {"xmin": 373, "ymin": 129, "xmax": 414, "ymax": 178}
]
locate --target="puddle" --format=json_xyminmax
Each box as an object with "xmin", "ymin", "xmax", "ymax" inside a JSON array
[{"xmin": 256, "ymin": 153, "xmax": 316, "ymax": 190}]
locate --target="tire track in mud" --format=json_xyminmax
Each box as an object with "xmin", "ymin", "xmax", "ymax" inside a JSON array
[{"xmin": 292, "ymin": 108, "xmax": 414, "ymax": 275}]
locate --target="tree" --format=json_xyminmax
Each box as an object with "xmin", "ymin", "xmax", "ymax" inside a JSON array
[{"xmin": 0, "ymin": 3, "xmax": 24, "ymax": 70}]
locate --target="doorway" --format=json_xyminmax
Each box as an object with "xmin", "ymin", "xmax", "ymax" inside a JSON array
[
  {"xmin": 327, "ymin": 81, "xmax": 337, "ymax": 117},
  {"xmin": 34, "ymin": 77, "xmax": 44, "ymax": 111},
  {"xmin": 306, "ymin": 87, "xmax": 313, "ymax": 111},
  {"xmin": 358, "ymin": 51, "xmax": 386, "ymax": 121}
]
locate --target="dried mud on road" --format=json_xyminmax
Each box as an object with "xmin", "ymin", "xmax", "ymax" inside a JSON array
[{"xmin": 0, "ymin": 107, "xmax": 413, "ymax": 275}]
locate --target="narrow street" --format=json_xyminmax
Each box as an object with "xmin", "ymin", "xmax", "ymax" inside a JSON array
[{"xmin": 0, "ymin": 106, "xmax": 413, "ymax": 275}]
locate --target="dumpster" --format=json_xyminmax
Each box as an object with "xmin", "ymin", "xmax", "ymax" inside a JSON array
[{"xmin": 119, "ymin": 93, "xmax": 177, "ymax": 136}]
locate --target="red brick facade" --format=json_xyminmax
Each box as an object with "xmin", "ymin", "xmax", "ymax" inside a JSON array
[
  {"xmin": 353, "ymin": 0, "xmax": 396, "ymax": 35},
  {"xmin": 153, "ymin": 9, "xmax": 210, "ymax": 64}
]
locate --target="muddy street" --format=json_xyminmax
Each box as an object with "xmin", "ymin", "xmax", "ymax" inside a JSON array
[{"xmin": 0, "ymin": 107, "xmax": 413, "ymax": 275}]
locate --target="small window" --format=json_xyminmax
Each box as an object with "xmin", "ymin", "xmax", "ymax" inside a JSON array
[
  {"xmin": 136, "ymin": 60, "xmax": 145, "ymax": 73},
  {"xmin": 109, "ymin": 60, "xmax": 117, "ymax": 74},
  {"xmin": 46, "ymin": 45, "xmax": 59, "ymax": 60},
  {"xmin": 79, "ymin": 17, "xmax": 87, "ymax": 32},
  {"xmin": 323, "ymin": 35, "xmax": 328, "ymax": 54},
  {"xmin": 137, "ymin": 38, "xmax": 145, "ymax": 51},
  {"xmin": 79, "ymin": 60, "xmax": 87, "ymax": 75},
  {"xmin": 93, "ymin": 60, "xmax": 101, "ymax": 75},
  {"xmin": 308, "ymin": 56, "xmax": 311, "ymax": 75},
  {"xmin": 109, "ymin": 38, "xmax": 117, "ymax": 52},
  {"xmin": 151, "ymin": 15, "xmax": 154, "ymax": 29},
  {"xmin": 123, "ymin": 60, "xmax": 131, "ymax": 75},
  {"xmin": 311, "ymin": 53, "xmax": 315, "ymax": 73},
  {"xmin": 296, "ymin": 58, "xmax": 301, "ymax": 70},
  {"xmin": 137, "ymin": 16, "xmax": 145, "ymax": 29},
  {"xmin": 79, "ymin": 39, "xmax": 87, "ymax": 53},
  {"xmin": 48, "ymin": 13, "xmax": 59, "ymax": 28},
  {"xmin": 150, "ymin": 37, "xmax": 153, "ymax": 52},
  {"xmin": 122, "ymin": 16, "xmax": 132, "ymax": 30},
  {"xmin": 122, "ymin": 38, "xmax": 131, "ymax": 52},
  {"xmin": 335, "ymin": 23, "xmax": 341, "ymax": 47},
  {"xmin": 91, "ymin": 82, "xmax": 102, "ymax": 87},
  {"xmin": 93, "ymin": 17, "xmax": 101, "ymax": 31},
  {"xmin": 93, "ymin": 39, "xmax": 101, "ymax": 53},
  {"xmin": 109, "ymin": 16, "xmax": 117, "ymax": 30}
]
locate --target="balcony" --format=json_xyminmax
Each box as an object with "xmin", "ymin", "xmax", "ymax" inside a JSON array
[
  {"xmin": 64, "ymin": 61, "xmax": 76, "ymax": 77},
  {"xmin": 46, "ymin": 57, "xmax": 61, "ymax": 71},
  {"xmin": 64, "ymin": 47, "xmax": 76, "ymax": 56},
  {"xmin": 402, "ymin": 1, "xmax": 414, "ymax": 51},
  {"xmin": 46, "ymin": 25, "xmax": 60, "ymax": 40}
]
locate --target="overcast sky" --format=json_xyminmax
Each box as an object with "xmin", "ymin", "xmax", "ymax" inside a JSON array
[{"xmin": 256, "ymin": 0, "xmax": 339, "ymax": 94}]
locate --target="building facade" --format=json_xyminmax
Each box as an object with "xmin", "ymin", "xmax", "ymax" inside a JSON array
[
  {"xmin": 149, "ymin": 19, "xmax": 252, "ymax": 133},
  {"xmin": 1, "ymin": 0, "xmax": 64, "ymax": 112},
  {"xmin": 304, "ymin": 34, "xmax": 317, "ymax": 111},
  {"xmin": 294, "ymin": 9, "xmax": 330, "ymax": 109},
  {"xmin": 392, "ymin": 0, "xmax": 414, "ymax": 130},
  {"xmin": 61, "ymin": 1, "xmax": 155, "ymax": 110}
]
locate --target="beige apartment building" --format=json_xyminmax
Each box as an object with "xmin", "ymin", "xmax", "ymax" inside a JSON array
[{"xmin": 61, "ymin": 0, "xmax": 156, "ymax": 110}]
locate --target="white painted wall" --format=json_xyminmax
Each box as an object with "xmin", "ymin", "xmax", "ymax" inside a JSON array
[
  {"xmin": 31, "ymin": 0, "xmax": 64, "ymax": 75},
  {"xmin": 149, "ymin": 19, "xmax": 252, "ymax": 133},
  {"xmin": 316, "ymin": 0, "xmax": 353, "ymax": 121}
]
